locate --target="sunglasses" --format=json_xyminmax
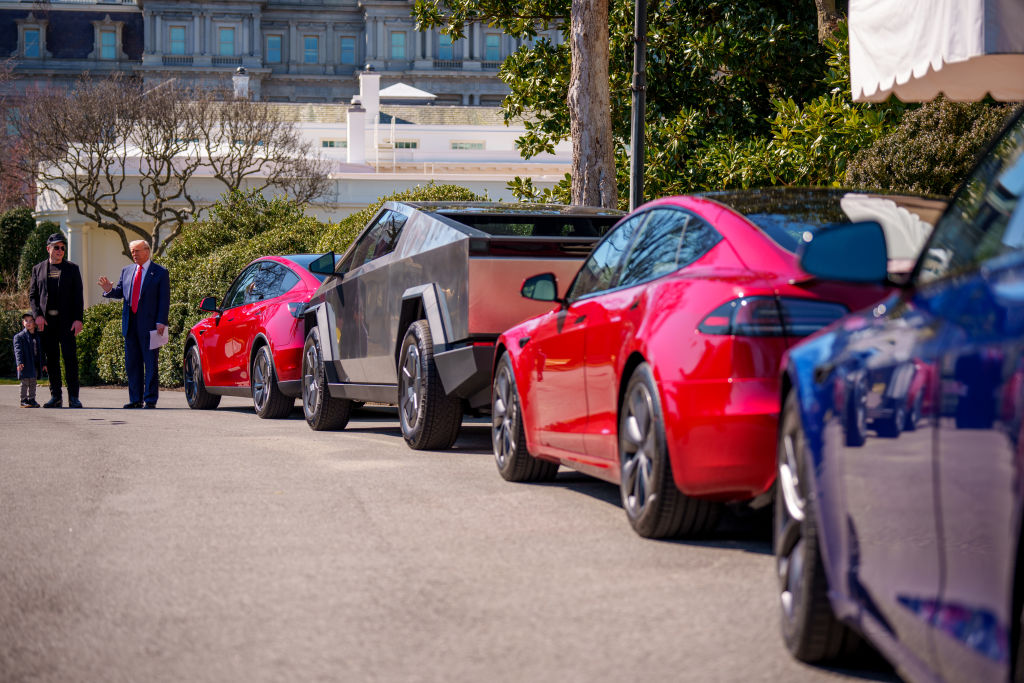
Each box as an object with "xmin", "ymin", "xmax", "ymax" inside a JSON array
[{"xmin": 50, "ymin": 245, "xmax": 65, "ymax": 251}]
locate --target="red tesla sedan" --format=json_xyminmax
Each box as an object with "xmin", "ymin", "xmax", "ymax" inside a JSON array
[
  {"xmin": 184, "ymin": 254, "xmax": 328, "ymax": 418},
  {"xmin": 491, "ymin": 189, "xmax": 938, "ymax": 538}
]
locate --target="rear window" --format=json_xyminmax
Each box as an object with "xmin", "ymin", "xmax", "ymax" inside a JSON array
[{"xmin": 446, "ymin": 215, "xmax": 619, "ymax": 238}]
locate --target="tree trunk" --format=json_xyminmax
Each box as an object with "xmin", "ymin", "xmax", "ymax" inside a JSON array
[
  {"xmin": 568, "ymin": 0, "xmax": 617, "ymax": 208},
  {"xmin": 815, "ymin": 0, "xmax": 842, "ymax": 43}
]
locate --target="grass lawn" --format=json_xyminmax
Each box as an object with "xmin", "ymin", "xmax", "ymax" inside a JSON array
[{"xmin": 0, "ymin": 378, "xmax": 48, "ymax": 386}]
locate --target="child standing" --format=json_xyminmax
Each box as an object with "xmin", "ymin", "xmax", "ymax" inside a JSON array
[{"xmin": 13, "ymin": 313, "xmax": 46, "ymax": 408}]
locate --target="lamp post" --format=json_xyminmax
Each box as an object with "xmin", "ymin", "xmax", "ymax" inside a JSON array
[{"xmin": 628, "ymin": 0, "xmax": 648, "ymax": 211}]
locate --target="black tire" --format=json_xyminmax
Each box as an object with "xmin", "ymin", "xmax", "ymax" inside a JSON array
[
  {"xmin": 183, "ymin": 344, "xmax": 220, "ymax": 410},
  {"xmin": 904, "ymin": 392, "xmax": 922, "ymax": 432},
  {"xmin": 619, "ymin": 363, "xmax": 721, "ymax": 539},
  {"xmin": 491, "ymin": 353, "xmax": 559, "ymax": 482},
  {"xmin": 397, "ymin": 320, "xmax": 463, "ymax": 450},
  {"xmin": 875, "ymin": 402, "xmax": 904, "ymax": 438},
  {"xmin": 251, "ymin": 345, "xmax": 294, "ymax": 419},
  {"xmin": 844, "ymin": 373, "xmax": 868, "ymax": 447},
  {"xmin": 301, "ymin": 327, "xmax": 351, "ymax": 431},
  {"xmin": 776, "ymin": 392, "xmax": 861, "ymax": 662}
]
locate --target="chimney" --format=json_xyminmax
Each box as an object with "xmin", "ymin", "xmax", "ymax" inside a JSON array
[
  {"xmin": 358, "ymin": 66, "xmax": 380, "ymax": 129},
  {"xmin": 347, "ymin": 105, "xmax": 366, "ymax": 164}
]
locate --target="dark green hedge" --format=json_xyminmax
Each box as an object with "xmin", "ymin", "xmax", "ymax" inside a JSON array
[
  {"xmin": 17, "ymin": 222, "xmax": 61, "ymax": 288},
  {"xmin": 0, "ymin": 208, "xmax": 36, "ymax": 289},
  {"xmin": 845, "ymin": 98, "xmax": 1018, "ymax": 197}
]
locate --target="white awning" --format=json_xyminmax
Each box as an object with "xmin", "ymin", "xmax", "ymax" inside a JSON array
[
  {"xmin": 378, "ymin": 83, "xmax": 437, "ymax": 101},
  {"xmin": 850, "ymin": 0, "xmax": 1024, "ymax": 102}
]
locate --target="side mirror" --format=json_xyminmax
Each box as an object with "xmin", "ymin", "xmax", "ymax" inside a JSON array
[
  {"xmin": 521, "ymin": 273, "xmax": 563, "ymax": 304},
  {"xmin": 308, "ymin": 251, "xmax": 337, "ymax": 276},
  {"xmin": 799, "ymin": 221, "xmax": 889, "ymax": 284},
  {"xmin": 199, "ymin": 296, "xmax": 221, "ymax": 313}
]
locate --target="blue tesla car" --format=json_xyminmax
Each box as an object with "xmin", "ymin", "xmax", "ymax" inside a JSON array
[{"xmin": 777, "ymin": 107, "xmax": 1024, "ymax": 682}]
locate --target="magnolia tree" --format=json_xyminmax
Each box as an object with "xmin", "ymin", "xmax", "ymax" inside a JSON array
[{"xmin": 14, "ymin": 74, "xmax": 329, "ymax": 257}]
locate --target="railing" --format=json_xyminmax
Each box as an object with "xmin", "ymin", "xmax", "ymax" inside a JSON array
[
  {"xmin": 433, "ymin": 59, "xmax": 462, "ymax": 70},
  {"xmin": 212, "ymin": 56, "xmax": 242, "ymax": 66},
  {"xmin": 162, "ymin": 55, "xmax": 193, "ymax": 66},
  {"xmin": 481, "ymin": 60, "xmax": 502, "ymax": 70}
]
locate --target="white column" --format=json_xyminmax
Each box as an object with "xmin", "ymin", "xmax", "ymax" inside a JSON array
[
  {"xmin": 253, "ymin": 14, "xmax": 262, "ymax": 57},
  {"xmin": 205, "ymin": 14, "xmax": 213, "ymax": 54},
  {"xmin": 65, "ymin": 220, "xmax": 87, "ymax": 304},
  {"xmin": 425, "ymin": 28, "xmax": 432, "ymax": 59},
  {"xmin": 289, "ymin": 22, "xmax": 297, "ymax": 62},
  {"xmin": 155, "ymin": 15, "xmax": 162, "ymax": 52},
  {"xmin": 193, "ymin": 15, "xmax": 201, "ymax": 54},
  {"xmin": 242, "ymin": 16, "xmax": 250, "ymax": 55},
  {"xmin": 377, "ymin": 19, "xmax": 385, "ymax": 60},
  {"xmin": 347, "ymin": 105, "xmax": 366, "ymax": 164}
]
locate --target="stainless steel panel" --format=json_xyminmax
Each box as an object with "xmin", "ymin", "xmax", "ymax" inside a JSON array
[{"xmin": 467, "ymin": 257, "xmax": 584, "ymax": 335}]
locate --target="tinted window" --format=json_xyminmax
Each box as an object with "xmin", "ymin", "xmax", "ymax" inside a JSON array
[
  {"xmin": 918, "ymin": 113, "xmax": 1024, "ymax": 284},
  {"xmin": 451, "ymin": 215, "xmax": 618, "ymax": 238},
  {"xmin": 251, "ymin": 262, "xmax": 300, "ymax": 300},
  {"xmin": 345, "ymin": 210, "xmax": 408, "ymax": 271},
  {"xmin": 567, "ymin": 214, "xmax": 644, "ymax": 300},
  {"xmin": 222, "ymin": 264, "xmax": 261, "ymax": 309},
  {"xmin": 617, "ymin": 208, "xmax": 720, "ymax": 288}
]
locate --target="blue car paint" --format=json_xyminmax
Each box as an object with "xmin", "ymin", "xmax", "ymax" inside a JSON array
[{"xmin": 781, "ymin": 109, "xmax": 1024, "ymax": 682}]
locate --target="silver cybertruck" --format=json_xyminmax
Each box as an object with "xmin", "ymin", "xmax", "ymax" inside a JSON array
[{"xmin": 301, "ymin": 201, "xmax": 623, "ymax": 450}]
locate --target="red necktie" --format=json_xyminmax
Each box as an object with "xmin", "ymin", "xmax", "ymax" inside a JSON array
[{"xmin": 131, "ymin": 265, "xmax": 142, "ymax": 313}]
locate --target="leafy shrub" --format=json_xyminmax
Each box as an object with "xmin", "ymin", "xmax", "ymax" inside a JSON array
[
  {"xmin": 77, "ymin": 302, "xmax": 122, "ymax": 385},
  {"xmin": 17, "ymin": 221, "xmax": 61, "ymax": 288},
  {"xmin": 0, "ymin": 307, "xmax": 24, "ymax": 378},
  {"xmin": 97, "ymin": 317, "xmax": 127, "ymax": 385},
  {"xmin": 845, "ymin": 97, "xmax": 1018, "ymax": 197},
  {"xmin": 0, "ymin": 207, "xmax": 36, "ymax": 288}
]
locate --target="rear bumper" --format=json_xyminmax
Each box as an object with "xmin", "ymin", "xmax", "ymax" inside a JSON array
[
  {"xmin": 662, "ymin": 377, "xmax": 779, "ymax": 501},
  {"xmin": 433, "ymin": 343, "xmax": 495, "ymax": 409}
]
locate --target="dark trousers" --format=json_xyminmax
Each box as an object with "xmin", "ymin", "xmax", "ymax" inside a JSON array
[
  {"xmin": 42, "ymin": 315, "xmax": 79, "ymax": 399},
  {"xmin": 125, "ymin": 314, "xmax": 160, "ymax": 405}
]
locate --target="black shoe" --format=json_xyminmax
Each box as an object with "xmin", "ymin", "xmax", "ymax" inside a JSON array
[
  {"xmin": 27, "ymin": 400, "xmax": 40, "ymax": 408},
  {"xmin": 43, "ymin": 397, "xmax": 62, "ymax": 408},
  {"xmin": 68, "ymin": 398, "xmax": 83, "ymax": 409},
  {"xmin": 123, "ymin": 402, "xmax": 143, "ymax": 409},
  {"xmin": 20, "ymin": 402, "xmax": 30, "ymax": 408},
  {"xmin": 144, "ymin": 403, "xmax": 157, "ymax": 409}
]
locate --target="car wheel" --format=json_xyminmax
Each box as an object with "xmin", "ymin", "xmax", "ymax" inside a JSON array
[
  {"xmin": 301, "ymin": 327, "xmax": 351, "ymax": 431},
  {"xmin": 776, "ymin": 392, "xmax": 860, "ymax": 662},
  {"xmin": 619, "ymin": 363, "xmax": 721, "ymax": 539},
  {"xmin": 183, "ymin": 344, "xmax": 220, "ymax": 410},
  {"xmin": 491, "ymin": 353, "xmax": 558, "ymax": 482},
  {"xmin": 251, "ymin": 345, "xmax": 295, "ymax": 419},
  {"xmin": 397, "ymin": 320, "xmax": 462, "ymax": 450},
  {"xmin": 904, "ymin": 392, "xmax": 922, "ymax": 432},
  {"xmin": 876, "ymin": 402, "xmax": 904, "ymax": 438},
  {"xmin": 844, "ymin": 373, "xmax": 868, "ymax": 447}
]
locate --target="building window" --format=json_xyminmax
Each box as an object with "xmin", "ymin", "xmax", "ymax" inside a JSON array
[
  {"xmin": 24, "ymin": 28, "xmax": 40, "ymax": 58},
  {"xmin": 438, "ymin": 34, "xmax": 453, "ymax": 60},
  {"xmin": 303, "ymin": 36, "xmax": 318, "ymax": 64},
  {"xmin": 99, "ymin": 30, "xmax": 116, "ymax": 59},
  {"xmin": 485, "ymin": 34, "xmax": 500, "ymax": 61},
  {"xmin": 266, "ymin": 35, "xmax": 282, "ymax": 63},
  {"xmin": 322, "ymin": 140, "xmax": 348, "ymax": 148},
  {"xmin": 390, "ymin": 32, "xmax": 405, "ymax": 59},
  {"xmin": 451, "ymin": 141, "xmax": 485, "ymax": 150},
  {"xmin": 340, "ymin": 36, "xmax": 355, "ymax": 65},
  {"xmin": 169, "ymin": 26, "xmax": 186, "ymax": 55},
  {"xmin": 394, "ymin": 140, "xmax": 417, "ymax": 149},
  {"xmin": 219, "ymin": 27, "xmax": 235, "ymax": 56}
]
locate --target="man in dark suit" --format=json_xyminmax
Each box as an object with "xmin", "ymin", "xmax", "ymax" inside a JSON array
[
  {"xmin": 98, "ymin": 239, "xmax": 170, "ymax": 409},
  {"xmin": 29, "ymin": 233, "xmax": 85, "ymax": 408}
]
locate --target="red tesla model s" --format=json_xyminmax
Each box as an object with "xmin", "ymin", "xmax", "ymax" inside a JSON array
[
  {"xmin": 184, "ymin": 254, "xmax": 328, "ymax": 418},
  {"xmin": 491, "ymin": 189, "xmax": 940, "ymax": 538}
]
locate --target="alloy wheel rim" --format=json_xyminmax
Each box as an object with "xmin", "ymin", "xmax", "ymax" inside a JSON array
[
  {"xmin": 303, "ymin": 343, "xmax": 320, "ymax": 417},
  {"xmin": 777, "ymin": 429, "xmax": 808, "ymax": 621},
  {"xmin": 492, "ymin": 365, "xmax": 516, "ymax": 467},
  {"xmin": 620, "ymin": 383, "xmax": 656, "ymax": 517},
  {"xmin": 399, "ymin": 343, "xmax": 422, "ymax": 431},
  {"xmin": 184, "ymin": 348, "xmax": 198, "ymax": 403},
  {"xmin": 253, "ymin": 352, "xmax": 268, "ymax": 410}
]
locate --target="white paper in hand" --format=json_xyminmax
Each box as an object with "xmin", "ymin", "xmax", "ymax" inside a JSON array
[{"xmin": 149, "ymin": 327, "xmax": 169, "ymax": 350}]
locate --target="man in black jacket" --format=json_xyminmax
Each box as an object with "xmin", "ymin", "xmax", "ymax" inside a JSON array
[{"xmin": 29, "ymin": 233, "xmax": 85, "ymax": 408}]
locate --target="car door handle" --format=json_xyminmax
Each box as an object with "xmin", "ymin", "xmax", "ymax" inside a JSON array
[
  {"xmin": 630, "ymin": 297, "xmax": 641, "ymax": 310},
  {"xmin": 574, "ymin": 315, "xmax": 586, "ymax": 324},
  {"xmin": 518, "ymin": 336, "xmax": 530, "ymax": 348}
]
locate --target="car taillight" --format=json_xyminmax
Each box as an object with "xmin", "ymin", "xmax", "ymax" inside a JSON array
[{"xmin": 698, "ymin": 297, "xmax": 847, "ymax": 337}]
